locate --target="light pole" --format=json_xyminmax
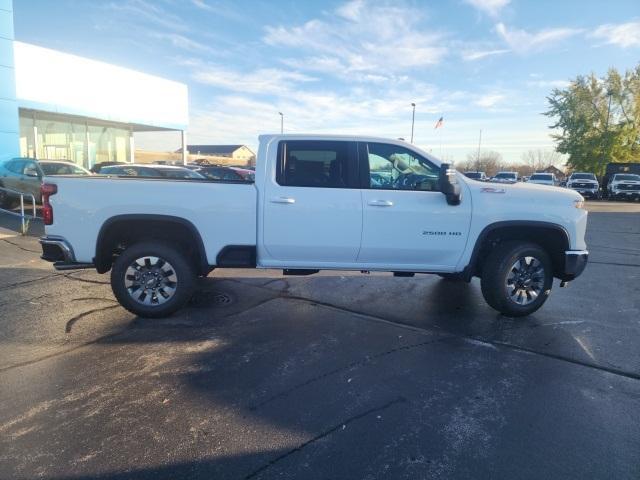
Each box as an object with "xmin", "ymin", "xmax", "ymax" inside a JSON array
[
  {"xmin": 279, "ymin": 112, "xmax": 284, "ymax": 134},
  {"xmin": 410, "ymin": 103, "xmax": 416, "ymax": 143}
]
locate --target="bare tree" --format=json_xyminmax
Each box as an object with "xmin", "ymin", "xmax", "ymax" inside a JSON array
[
  {"xmin": 464, "ymin": 150, "xmax": 504, "ymax": 177},
  {"xmin": 521, "ymin": 149, "xmax": 565, "ymax": 173}
]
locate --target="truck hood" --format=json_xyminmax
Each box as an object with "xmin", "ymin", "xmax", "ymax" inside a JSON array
[{"xmin": 470, "ymin": 177, "xmax": 583, "ymax": 202}]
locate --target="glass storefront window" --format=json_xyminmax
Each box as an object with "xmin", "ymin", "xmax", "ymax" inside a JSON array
[
  {"xmin": 20, "ymin": 110, "xmax": 132, "ymax": 169},
  {"xmin": 19, "ymin": 115, "xmax": 35, "ymax": 158},
  {"xmin": 88, "ymin": 126, "xmax": 130, "ymax": 167}
]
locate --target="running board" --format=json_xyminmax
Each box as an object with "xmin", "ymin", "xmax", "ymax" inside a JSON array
[
  {"xmin": 53, "ymin": 262, "xmax": 95, "ymax": 271},
  {"xmin": 283, "ymin": 269, "xmax": 319, "ymax": 276}
]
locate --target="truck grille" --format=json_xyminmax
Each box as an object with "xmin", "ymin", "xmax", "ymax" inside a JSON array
[
  {"xmin": 573, "ymin": 183, "xmax": 596, "ymax": 189},
  {"xmin": 618, "ymin": 184, "xmax": 640, "ymax": 190}
]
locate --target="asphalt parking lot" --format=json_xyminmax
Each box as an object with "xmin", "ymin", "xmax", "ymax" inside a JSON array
[{"xmin": 0, "ymin": 202, "xmax": 639, "ymax": 480}]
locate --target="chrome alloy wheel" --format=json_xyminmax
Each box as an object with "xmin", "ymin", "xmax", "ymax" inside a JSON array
[
  {"xmin": 124, "ymin": 256, "xmax": 178, "ymax": 306},
  {"xmin": 505, "ymin": 256, "xmax": 545, "ymax": 306}
]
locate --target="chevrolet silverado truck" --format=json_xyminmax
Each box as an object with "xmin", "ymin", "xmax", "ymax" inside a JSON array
[{"xmin": 39, "ymin": 135, "xmax": 589, "ymax": 318}]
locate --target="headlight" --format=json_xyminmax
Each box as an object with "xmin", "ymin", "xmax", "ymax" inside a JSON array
[{"xmin": 574, "ymin": 199, "xmax": 585, "ymax": 209}]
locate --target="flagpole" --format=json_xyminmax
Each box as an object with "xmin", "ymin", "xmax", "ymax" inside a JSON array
[
  {"xmin": 476, "ymin": 129, "xmax": 482, "ymax": 172},
  {"xmin": 410, "ymin": 103, "xmax": 416, "ymax": 143},
  {"xmin": 439, "ymin": 114, "xmax": 444, "ymax": 157}
]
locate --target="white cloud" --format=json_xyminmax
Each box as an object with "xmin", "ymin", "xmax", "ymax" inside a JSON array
[
  {"xmin": 108, "ymin": 0, "xmax": 187, "ymax": 32},
  {"xmin": 188, "ymin": 62, "xmax": 317, "ymax": 95},
  {"xmin": 464, "ymin": 0, "xmax": 510, "ymax": 17},
  {"xmin": 590, "ymin": 21, "xmax": 640, "ymax": 48},
  {"xmin": 150, "ymin": 33, "xmax": 215, "ymax": 54},
  {"xmin": 461, "ymin": 48, "xmax": 510, "ymax": 61},
  {"xmin": 495, "ymin": 23, "xmax": 582, "ymax": 52},
  {"xmin": 191, "ymin": 0, "xmax": 214, "ymax": 11},
  {"xmin": 474, "ymin": 93, "xmax": 507, "ymax": 108},
  {"xmin": 264, "ymin": 0, "xmax": 447, "ymax": 76}
]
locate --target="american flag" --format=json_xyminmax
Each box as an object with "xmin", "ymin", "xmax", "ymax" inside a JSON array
[{"xmin": 434, "ymin": 116, "xmax": 444, "ymax": 129}]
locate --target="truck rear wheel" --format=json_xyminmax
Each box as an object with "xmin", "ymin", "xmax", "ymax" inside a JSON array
[
  {"xmin": 480, "ymin": 241, "xmax": 552, "ymax": 317},
  {"xmin": 111, "ymin": 241, "xmax": 196, "ymax": 318}
]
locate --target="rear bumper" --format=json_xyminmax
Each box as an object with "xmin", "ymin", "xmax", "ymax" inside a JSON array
[
  {"xmin": 39, "ymin": 236, "xmax": 94, "ymax": 270},
  {"xmin": 561, "ymin": 250, "xmax": 588, "ymax": 281}
]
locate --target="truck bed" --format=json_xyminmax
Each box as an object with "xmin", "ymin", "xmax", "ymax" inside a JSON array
[{"xmin": 45, "ymin": 176, "xmax": 257, "ymax": 265}]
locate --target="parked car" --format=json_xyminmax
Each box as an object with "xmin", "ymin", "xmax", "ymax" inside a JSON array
[
  {"xmin": 90, "ymin": 161, "xmax": 127, "ymax": 174},
  {"xmin": 602, "ymin": 162, "xmax": 640, "ymax": 197},
  {"xmin": 0, "ymin": 158, "xmax": 90, "ymax": 205},
  {"xmin": 39, "ymin": 134, "xmax": 588, "ymax": 319},
  {"xmin": 491, "ymin": 171, "xmax": 518, "ymax": 183},
  {"xmin": 463, "ymin": 171, "xmax": 487, "ymax": 181},
  {"xmin": 190, "ymin": 165, "xmax": 254, "ymax": 182},
  {"xmin": 607, "ymin": 173, "xmax": 640, "ymax": 200},
  {"xmin": 566, "ymin": 172, "xmax": 600, "ymax": 199},
  {"xmin": 99, "ymin": 164, "xmax": 206, "ymax": 180},
  {"xmin": 528, "ymin": 173, "xmax": 557, "ymax": 186}
]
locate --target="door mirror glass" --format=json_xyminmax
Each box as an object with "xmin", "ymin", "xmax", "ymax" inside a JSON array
[
  {"xmin": 24, "ymin": 165, "xmax": 41, "ymax": 178},
  {"xmin": 438, "ymin": 163, "xmax": 462, "ymax": 205}
]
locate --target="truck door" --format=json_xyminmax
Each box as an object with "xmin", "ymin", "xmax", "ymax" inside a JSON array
[
  {"xmin": 261, "ymin": 140, "xmax": 362, "ymax": 266},
  {"xmin": 358, "ymin": 142, "xmax": 472, "ymax": 270}
]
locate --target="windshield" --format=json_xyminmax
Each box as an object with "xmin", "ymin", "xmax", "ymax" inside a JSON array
[
  {"xmin": 570, "ymin": 173, "xmax": 596, "ymax": 180},
  {"xmin": 614, "ymin": 174, "xmax": 640, "ymax": 181},
  {"xmin": 40, "ymin": 163, "xmax": 89, "ymax": 175},
  {"xmin": 530, "ymin": 174, "xmax": 552, "ymax": 180},
  {"xmin": 495, "ymin": 172, "xmax": 516, "ymax": 179},
  {"xmin": 465, "ymin": 172, "xmax": 483, "ymax": 179}
]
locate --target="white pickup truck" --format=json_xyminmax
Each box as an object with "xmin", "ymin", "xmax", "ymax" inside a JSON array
[{"xmin": 39, "ymin": 135, "xmax": 588, "ymax": 318}]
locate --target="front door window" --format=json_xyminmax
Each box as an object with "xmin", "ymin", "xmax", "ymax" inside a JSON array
[{"xmin": 366, "ymin": 143, "xmax": 439, "ymax": 192}]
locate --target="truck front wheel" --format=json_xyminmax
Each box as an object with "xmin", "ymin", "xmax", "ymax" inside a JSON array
[
  {"xmin": 111, "ymin": 241, "xmax": 196, "ymax": 318},
  {"xmin": 480, "ymin": 241, "xmax": 553, "ymax": 317}
]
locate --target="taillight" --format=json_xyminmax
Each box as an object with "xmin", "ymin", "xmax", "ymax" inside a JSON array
[{"xmin": 41, "ymin": 183, "xmax": 57, "ymax": 225}]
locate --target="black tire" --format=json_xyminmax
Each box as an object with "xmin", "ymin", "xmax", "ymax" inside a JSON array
[
  {"xmin": 111, "ymin": 241, "xmax": 196, "ymax": 318},
  {"xmin": 480, "ymin": 241, "xmax": 553, "ymax": 317}
]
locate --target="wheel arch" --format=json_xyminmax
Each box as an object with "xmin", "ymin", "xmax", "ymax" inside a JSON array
[
  {"xmin": 464, "ymin": 221, "xmax": 570, "ymax": 279},
  {"xmin": 94, "ymin": 214, "xmax": 209, "ymax": 275}
]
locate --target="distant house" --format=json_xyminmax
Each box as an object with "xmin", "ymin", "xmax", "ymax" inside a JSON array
[
  {"xmin": 176, "ymin": 145, "xmax": 256, "ymax": 166},
  {"xmin": 542, "ymin": 165, "xmax": 566, "ymax": 180}
]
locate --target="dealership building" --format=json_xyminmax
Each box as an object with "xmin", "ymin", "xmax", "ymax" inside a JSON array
[{"xmin": 0, "ymin": 0, "xmax": 189, "ymax": 168}]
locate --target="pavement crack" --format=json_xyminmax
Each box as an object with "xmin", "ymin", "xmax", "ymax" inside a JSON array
[
  {"xmin": 0, "ymin": 238, "xmax": 41, "ymax": 253},
  {"xmin": 249, "ymin": 338, "xmax": 448, "ymax": 411},
  {"xmin": 65, "ymin": 305, "xmax": 121, "ymax": 333},
  {"xmin": 63, "ymin": 273, "xmax": 110, "ymax": 285},
  {"xmin": 0, "ymin": 272, "xmax": 64, "ymax": 291},
  {"xmin": 71, "ymin": 297, "xmax": 117, "ymax": 303},
  {"xmin": 244, "ymin": 397, "xmax": 407, "ymax": 479},
  {"xmin": 226, "ymin": 279, "xmax": 640, "ymax": 382}
]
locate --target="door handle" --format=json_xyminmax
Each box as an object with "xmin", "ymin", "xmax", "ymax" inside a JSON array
[
  {"xmin": 368, "ymin": 199, "xmax": 393, "ymax": 207},
  {"xmin": 271, "ymin": 197, "xmax": 296, "ymax": 204}
]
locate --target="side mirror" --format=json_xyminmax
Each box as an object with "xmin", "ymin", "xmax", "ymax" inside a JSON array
[
  {"xmin": 438, "ymin": 163, "xmax": 462, "ymax": 206},
  {"xmin": 25, "ymin": 169, "xmax": 40, "ymax": 178}
]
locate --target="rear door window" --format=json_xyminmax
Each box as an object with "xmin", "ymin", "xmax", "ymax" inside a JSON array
[{"xmin": 277, "ymin": 140, "xmax": 356, "ymax": 188}]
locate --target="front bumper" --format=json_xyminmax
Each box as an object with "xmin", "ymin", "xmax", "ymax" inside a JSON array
[
  {"xmin": 611, "ymin": 190, "xmax": 640, "ymax": 198},
  {"xmin": 39, "ymin": 236, "xmax": 94, "ymax": 270},
  {"xmin": 561, "ymin": 250, "xmax": 588, "ymax": 281},
  {"xmin": 569, "ymin": 187, "xmax": 599, "ymax": 197}
]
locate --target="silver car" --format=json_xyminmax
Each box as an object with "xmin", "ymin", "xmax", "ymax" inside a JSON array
[{"xmin": 0, "ymin": 158, "xmax": 90, "ymax": 206}]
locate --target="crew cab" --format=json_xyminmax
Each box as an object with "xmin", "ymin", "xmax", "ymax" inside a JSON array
[
  {"xmin": 566, "ymin": 172, "xmax": 600, "ymax": 199},
  {"xmin": 607, "ymin": 173, "xmax": 640, "ymax": 200},
  {"xmin": 39, "ymin": 135, "xmax": 589, "ymax": 318}
]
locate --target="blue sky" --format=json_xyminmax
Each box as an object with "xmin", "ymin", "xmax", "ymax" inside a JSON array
[{"xmin": 13, "ymin": 0, "xmax": 640, "ymax": 163}]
